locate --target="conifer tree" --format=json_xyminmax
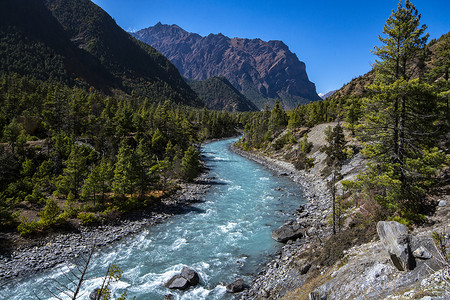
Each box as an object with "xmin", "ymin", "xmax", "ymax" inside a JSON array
[
  {"xmin": 57, "ymin": 145, "xmax": 90, "ymax": 198},
  {"xmin": 357, "ymin": 0, "xmax": 446, "ymax": 219},
  {"xmin": 268, "ymin": 100, "xmax": 288, "ymax": 132},
  {"xmin": 113, "ymin": 142, "xmax": 135, "ymax": 197},
  {"xmin": 181, "ymin": 146, "xmax": 201, "ymax": 181},
  {"xmin": 322, "ymin": 123, "xmax": 347, "ymax": 234}
]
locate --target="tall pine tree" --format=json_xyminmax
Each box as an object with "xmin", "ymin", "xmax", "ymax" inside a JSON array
[{"xmin": 356, "ymin": 0, "xmax": 446, "ymax": 219}]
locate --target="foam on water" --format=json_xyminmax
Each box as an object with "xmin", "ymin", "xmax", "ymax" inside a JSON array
[{"xmin": 1, "ymin": 138, "xmax": 306, "ymax": 300}]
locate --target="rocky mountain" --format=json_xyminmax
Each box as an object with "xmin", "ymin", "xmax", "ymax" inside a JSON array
[
  {"xmin": 132, "ymin": 23, "xmax": 321, "ymax": 109},
  {"xmin": 188, "ymin": 76, "xmax": 259, "ymax": 112},
  {"xmin": 0, "ymin": 0, "xmax": 201, "ymax": 106},
  {"xmin": 319, "ymin": 90, "xmax": 337, "ymax": 100}
]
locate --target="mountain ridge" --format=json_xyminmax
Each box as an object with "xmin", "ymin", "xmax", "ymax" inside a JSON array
[
  {"xmin": 132, "ymin": 23, "xmax": 321, "ymax": 109},
  {"xmin": 188, "ymin": 76, "xmax": 259, "ymax": 112},
  {"xmin": 0, "ymin": 0, "xmax": 201, "ymax": 106}
]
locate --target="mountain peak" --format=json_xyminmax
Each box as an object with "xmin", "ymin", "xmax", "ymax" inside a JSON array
[{"xmin": 132, "ymin": 24, "xmax": 320, "ymax": 109}]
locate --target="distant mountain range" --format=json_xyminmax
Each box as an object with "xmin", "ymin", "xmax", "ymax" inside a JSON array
[
  {"xmin": 132, "ymin": 23, "xmax": 321, "ymax": 109},
  {"xmin": 0, "ymin": 0, "xmax": 201, "ymax": 106},
  {"xmin": 188, "ymin": 76, "xmax": 259, "ymax": 112},
  {"xmin": 319, "ymin": 90, "xmax": 337, "ymax": 100}
]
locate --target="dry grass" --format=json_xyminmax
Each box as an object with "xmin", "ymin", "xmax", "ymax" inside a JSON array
[{"xmin": 282, "ymin": 268, "xmax": 333, "ymax": 300}]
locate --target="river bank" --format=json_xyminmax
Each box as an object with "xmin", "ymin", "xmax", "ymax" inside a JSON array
[
  {"xmin": 229, "ymin": 145, "xmax": 334, "ymax": 299},
  {"xmin": 0, "ymin": 174, "xmax": 211, "ymax": 284},
  {"xmin": 231, "ymin": 137, "xmax": 450, "ymax": 299}
]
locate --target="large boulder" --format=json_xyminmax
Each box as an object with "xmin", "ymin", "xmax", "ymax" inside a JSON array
[
  {"xmin": 165, "ymin": 275, "xmax": 190, "ymax": 290},
  {"xmin": 165, "ymin": 266, "xmax": 200, "ymax": 290},
  {"xmin": 180, "ymin": 266, "xmax": 200, "ymax": 286},
  {"xmin": 226, "ymin": 278, "xmax": 244, "ymax": 293},
  {"xmin": 376, "ymin": 221, "xmax": 416, "ymax": 271},
  {"xmin": 272, "ymin": 221, "xmax": 304, "ymax": 243}
]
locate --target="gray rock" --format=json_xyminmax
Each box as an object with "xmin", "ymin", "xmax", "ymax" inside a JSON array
[
  {"xmin": 180, "ymin": 266, "xmax": 200, "ymax": 286},
  {"xmin": 309, "ymin": 289, "xmax": 327, "ymax": 300},
  {"xmin": 164, "ymin": 294, "xmax": 174, "ymax": 300},
  {"xmin": 377, "ymin": 221, "xmax": 416, "ymax": 271},
  {"xmin": 89, "ymin": 288, "xmax": 104, "ymax": 300},
  {"xmin": 300, "ymin": 263, "xmax": 312, "ymax": 275},
  {"xmin": 438, "ymin": 200, "xmax": 447, "ymax": 207},
  {"xmin": 226, "ymin": 278, "xmax": 244, "ymax": 293},
  {"xmin": 272, "ymin": 222, "xmax": 304, "ymax": 243},
  {"xmin": 413, "ymin": 246, "xmax": 433, "ymax": 259},
  {"xmin": 165, "ymin": 275, "xmax": 190, "ymax": 290}
]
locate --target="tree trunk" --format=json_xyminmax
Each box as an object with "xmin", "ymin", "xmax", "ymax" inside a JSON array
[
  {"xmin": 399, "ymin": 95, "xmax": 406, "ymax": 186},
  {"xmin": 332, "ymin": 169, "xmax": 336, "ymax": 235}
]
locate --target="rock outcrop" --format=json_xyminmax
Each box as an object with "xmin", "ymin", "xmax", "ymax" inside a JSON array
[
  {"xmin": 376, "ymin": 221, "xmax": 416, "ymax": 271},
  {"xmin": 164, "ymin": 266, "xmax": 200, "ymax": 290},
  {"xmin": 165, "ymin": 275, "xmax": 190, "ymax": 290},
  {"xmin": 132, "ymin": 23, "xmax": 321, "ymax": 109},
  {"xmin": 226, "ymin": 278, "xmax": 244, "ymax": 293},
  {"xmin": 180, "ymin": 266, "xmax": 200, "ymax": 286},
  {"xmin": 272, "ymin": 221, "xmax": 304, "ymax": 243}
]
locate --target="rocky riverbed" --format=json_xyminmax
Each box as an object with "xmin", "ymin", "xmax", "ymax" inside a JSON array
[
  {"xmin": 230, "ymin": 145, "xmax": 334, "ymax": 299},
  {"xmin": 0, "ymin": 175, "xmax": 211, "ymax": 284},
  {"xmin": 231, "ymin": 144, "xmax": 450, "ymax": 300}
]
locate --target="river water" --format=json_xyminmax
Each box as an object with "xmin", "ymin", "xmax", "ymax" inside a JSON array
[{"xmin": 1, "ymin": 138, "xmax": 306, "ymax": 299}]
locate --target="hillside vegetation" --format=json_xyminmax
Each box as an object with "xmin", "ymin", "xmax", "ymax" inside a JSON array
[
  {"xmin": 0, "ymin": 0, "xmax": 244, "ymax": 236},
  {"xmin": 0, "ymin": 0, "xmax": 201, "ymax": 105},
  {"xmin": 188, "ymin": 76, "xmax": 259, "ymax": 112}
]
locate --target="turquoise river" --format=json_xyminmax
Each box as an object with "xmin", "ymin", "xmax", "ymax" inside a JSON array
[{"xmin": 1, "ymin": 138, "xmax": 306, "ymax": 299}]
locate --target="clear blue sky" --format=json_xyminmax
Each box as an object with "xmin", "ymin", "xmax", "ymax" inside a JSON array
[{"xmin": 92, "ymin": 0, "xmax": 449, "ymax": 94}]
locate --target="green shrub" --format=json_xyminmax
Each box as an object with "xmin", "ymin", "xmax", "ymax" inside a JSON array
[
  {"xmin": 299, "ymin": 136, "xmax": 313, "ymax": 153},
  {"xmin": 101, "ymin": 206, "xmax": 121, "ymax": 223},
  {"xmin": 39, "ymin": 199, "xmax": 60, "ymax": 226},
  {"xmin": 18, "ymin": 218, "xmax": 41, "ymax": 236},
  {"xmin": 294, "ymin": 153, "xmax": 315, "ymax": 170},
  {"xmin": 77, "ymin": 212, "xmax": 97, "ymax": 225}
]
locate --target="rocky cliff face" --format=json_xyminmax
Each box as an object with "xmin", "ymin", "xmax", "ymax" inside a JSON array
[{"xmin": 132, "ymin": 23, "xmax": 321, "ymax": 109}]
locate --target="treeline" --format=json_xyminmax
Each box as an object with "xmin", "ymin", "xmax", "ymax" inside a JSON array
[
  {"xmin": 238, "ymin": 1, "xmax": 449, "ymax": 224},
  {"xmin": 0, "ymin": 74, "xmax": 239, "ymax": 234}
]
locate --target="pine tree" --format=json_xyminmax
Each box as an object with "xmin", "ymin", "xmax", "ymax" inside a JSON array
[
  {"xmin": 373, "ymin": 0, "xmax": 428, "ymax": 82},
  {"xmin": 322, "ymin": 123, "xmax": 347, "ymax": 234},
  {"xmin": 57, "ymin": 145, "xmax": 90, "ymax": 198},
  {"xmin": 181, "ymin": 146, "xmax": 201, "ymax": 181},
  {"xmin": 357, "ymin": 1, "xmax": 446, "ymax": 219},
  {"xmin": 113, "ymin": 142, "xmax": 135, "ymax": 197},
  {"xmin": 268, "ymin": 100, "xmax": 288, "ymax": 132}
]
